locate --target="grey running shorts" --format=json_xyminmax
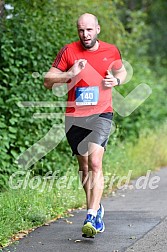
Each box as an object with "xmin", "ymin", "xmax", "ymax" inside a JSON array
[{"xmin": 65, "ymin": 112, "xmax": 113, "ymax": 155}]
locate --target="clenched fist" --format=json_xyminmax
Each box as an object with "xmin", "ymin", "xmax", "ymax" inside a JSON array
[
  {"xmin": 103, "ymin": 70, "xmax": 119, "ymax": 87},
  {"xmin": 70, "ymin": 59, "xmax": 87, "ymax": 77}
]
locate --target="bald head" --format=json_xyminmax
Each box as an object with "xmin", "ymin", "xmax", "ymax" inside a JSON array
[
  {"xmin": 77, "ymin": 13, "xmax": 100, "ymax": 50},
  {"xmin": 77, "ymin": 13, "xmax": 99, "ymax": 27}
]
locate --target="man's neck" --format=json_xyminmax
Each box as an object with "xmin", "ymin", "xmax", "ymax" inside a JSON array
[{"xmin": 86, "ymin": 40, "xmax": 99, "ymax": 51}]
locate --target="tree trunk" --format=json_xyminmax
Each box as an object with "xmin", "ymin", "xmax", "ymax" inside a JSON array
[{"xmin": 0, "ymin": 0, "xmax": 5, "ymax": 18}]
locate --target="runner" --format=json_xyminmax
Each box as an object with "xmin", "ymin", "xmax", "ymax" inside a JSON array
[{"xmin": 44, "ymin": 13, "xmax": 127, "ymax": 238}]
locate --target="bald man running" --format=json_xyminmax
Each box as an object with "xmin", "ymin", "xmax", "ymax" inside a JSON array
[{"xmin": 44, "ymin": 13, "xmax": 127, "ymax": 238}]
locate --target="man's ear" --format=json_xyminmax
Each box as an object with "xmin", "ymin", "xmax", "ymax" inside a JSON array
[{"xmin": 97, "ymin": 25, "xmax": 101, "ymax": 34}]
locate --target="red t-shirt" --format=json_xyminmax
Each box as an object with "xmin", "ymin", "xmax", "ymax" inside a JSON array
[{"xmin": 52, "ymin": 40, "xmax": 122, "ymax": 117}]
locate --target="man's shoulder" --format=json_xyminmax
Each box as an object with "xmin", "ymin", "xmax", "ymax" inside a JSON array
[
  {"xmin": 65, "ymin": 41, "xmax": 81, "ymax": 50},
  {"xmin": 99, "ymin": 40, "xmax": 118, "ymax": 50}
]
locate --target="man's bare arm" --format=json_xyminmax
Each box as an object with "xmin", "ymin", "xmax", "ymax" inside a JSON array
[
  {"xmin": 44, "ymin": 59, "xmax": 87, "ymax": 89},
  {"xmin": 112, "ymin": 65, "xmax": 127, "ymax": 85},
  {"xmin": 44, "ymin": 67, "xmax": 72, "ymax": 89},
  {"xmin": 103, "ymin": 65, "xmax": 127, "ymax": 88}
]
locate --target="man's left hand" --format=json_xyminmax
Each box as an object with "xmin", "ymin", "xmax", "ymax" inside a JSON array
[{"xmin": 102, "ymin": 70, "xmax": 118, "ymax": 87}]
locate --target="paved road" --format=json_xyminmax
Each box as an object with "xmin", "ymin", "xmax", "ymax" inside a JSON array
[{"xmin": 3, "ymin": 167, "xmax": 167, "ymax": 252}]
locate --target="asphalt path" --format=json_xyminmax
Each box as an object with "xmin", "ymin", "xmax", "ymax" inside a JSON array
[{"xmin": 2, "ymin": 167, "xmax": 167, "ymax": 252}]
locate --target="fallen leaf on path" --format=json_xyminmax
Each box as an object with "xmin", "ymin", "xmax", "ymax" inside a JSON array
[
  {"xmin": 12, "ymin": 230, "xmax": 31, "ymax": 241},
  {"xmin": 44, "ymin": 223, "xmax": 50, "ymax": 226},
  {"xmin": 64, "ymin": 219, "xmax": 73, "ymax": 224},
  {"xmin": 68, "ymin": 214, "xmax": 74, "ymax": 217}
]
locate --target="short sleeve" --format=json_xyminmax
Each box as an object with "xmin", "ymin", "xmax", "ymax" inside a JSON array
[
  {"xmin": 112, "ymin": 46, "xmax": 123, "ymax": 71},
  {"xmin": 52, "ymin": 46, "xmax": 68, "ymax": 71}
]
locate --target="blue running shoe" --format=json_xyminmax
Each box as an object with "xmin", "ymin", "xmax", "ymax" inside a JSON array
[
  {"xmin": 82, "ymin": 214, "xmax": 97, "ymax": 238},
  {"xmin": 96, "ymin": 203, "xmax": 105, "ymax": 233}
]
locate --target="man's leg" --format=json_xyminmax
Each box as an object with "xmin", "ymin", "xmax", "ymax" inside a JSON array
[
  {"xmin": 77, "ymin": 154, "xmax": 90, "ymax": 209},
  {"xmin": 77, "ymin": 143, "xmax": 104, "ymax": 211},
  {"xmin": 87, "ymin": 143, "xmax": 104, "ymax": 211},
  {"xmin": 77, "ymin": 143, "xmax": 105, "ymax": 237}
]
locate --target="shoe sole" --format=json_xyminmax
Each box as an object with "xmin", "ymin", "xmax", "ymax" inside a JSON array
[
  {"xmin": 82, "ymin": 233, "xmax": 95, "ymax": 239},
  {"xmin": 82, "ymin": 222, "xmax": 97, "ymax": 237}
]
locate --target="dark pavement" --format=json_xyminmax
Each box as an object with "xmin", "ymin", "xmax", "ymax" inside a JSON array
[{"xmin": 2, "ymin": 167, "xmax": 167, "ymax": 252}]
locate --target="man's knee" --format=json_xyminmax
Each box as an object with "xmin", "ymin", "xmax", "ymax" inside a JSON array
[{"xmin": 88, "ymin": 158, "xmax": 102, "ymax": 173}]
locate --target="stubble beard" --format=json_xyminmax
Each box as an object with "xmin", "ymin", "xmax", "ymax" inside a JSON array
[{"xmin": 80, "ymin": 36, "xmax": 97, "ymax": 49}]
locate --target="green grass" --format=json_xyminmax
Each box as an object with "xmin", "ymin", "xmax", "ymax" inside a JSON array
[
  {"xmin": 103, "ymin": 123, "xmax": 167, "ymax": 191},
  {"xmin": 0, "ymin": 180, "xmax": 85, "ymax": 248},
  {"xmin": 0, "ymin": 123, "xmax": 167, "ymax": 248}
]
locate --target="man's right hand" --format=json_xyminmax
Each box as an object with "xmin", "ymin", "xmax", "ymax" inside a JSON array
[
  {"xmin": 44, "ymin": 59, "xmax": 87, "ymax": 89},
  {"xmin": 69, "ymin": 59, "xmax": 87, "ymax": 77}
]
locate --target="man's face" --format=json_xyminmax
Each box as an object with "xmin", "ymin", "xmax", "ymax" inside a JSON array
[{"xmin": 77, "ymin": 17, "xmax": 100, "ymax": 50}]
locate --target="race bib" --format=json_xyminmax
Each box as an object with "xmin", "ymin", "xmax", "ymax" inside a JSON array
[{"xmin": 75, "ymin": 86, "xmax": 99, "ymax": 105}]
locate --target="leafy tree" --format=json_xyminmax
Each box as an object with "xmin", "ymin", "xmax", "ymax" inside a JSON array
[{"xmin": 147, "ymin": 0, "xmax": 167, "ymax": 71}]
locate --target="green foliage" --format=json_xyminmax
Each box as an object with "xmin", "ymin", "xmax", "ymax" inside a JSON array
[
  {"xmin": 110, "ymin": 0, "xmax": 167, "ymax": 140},
  {"xmin": 147, "ymin": 1, "xmax": 167, "ymax": 77},
  {"xmin": 113, "ymin": 62, "xmax": 167, "ymax": 141},
  {"xmin": 0, "ymin": 0, "xmax": 77, "ymax": 189},
  {"xmin": 104, "ymin": 122, "xmax": 167, "ymax": 193}
]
